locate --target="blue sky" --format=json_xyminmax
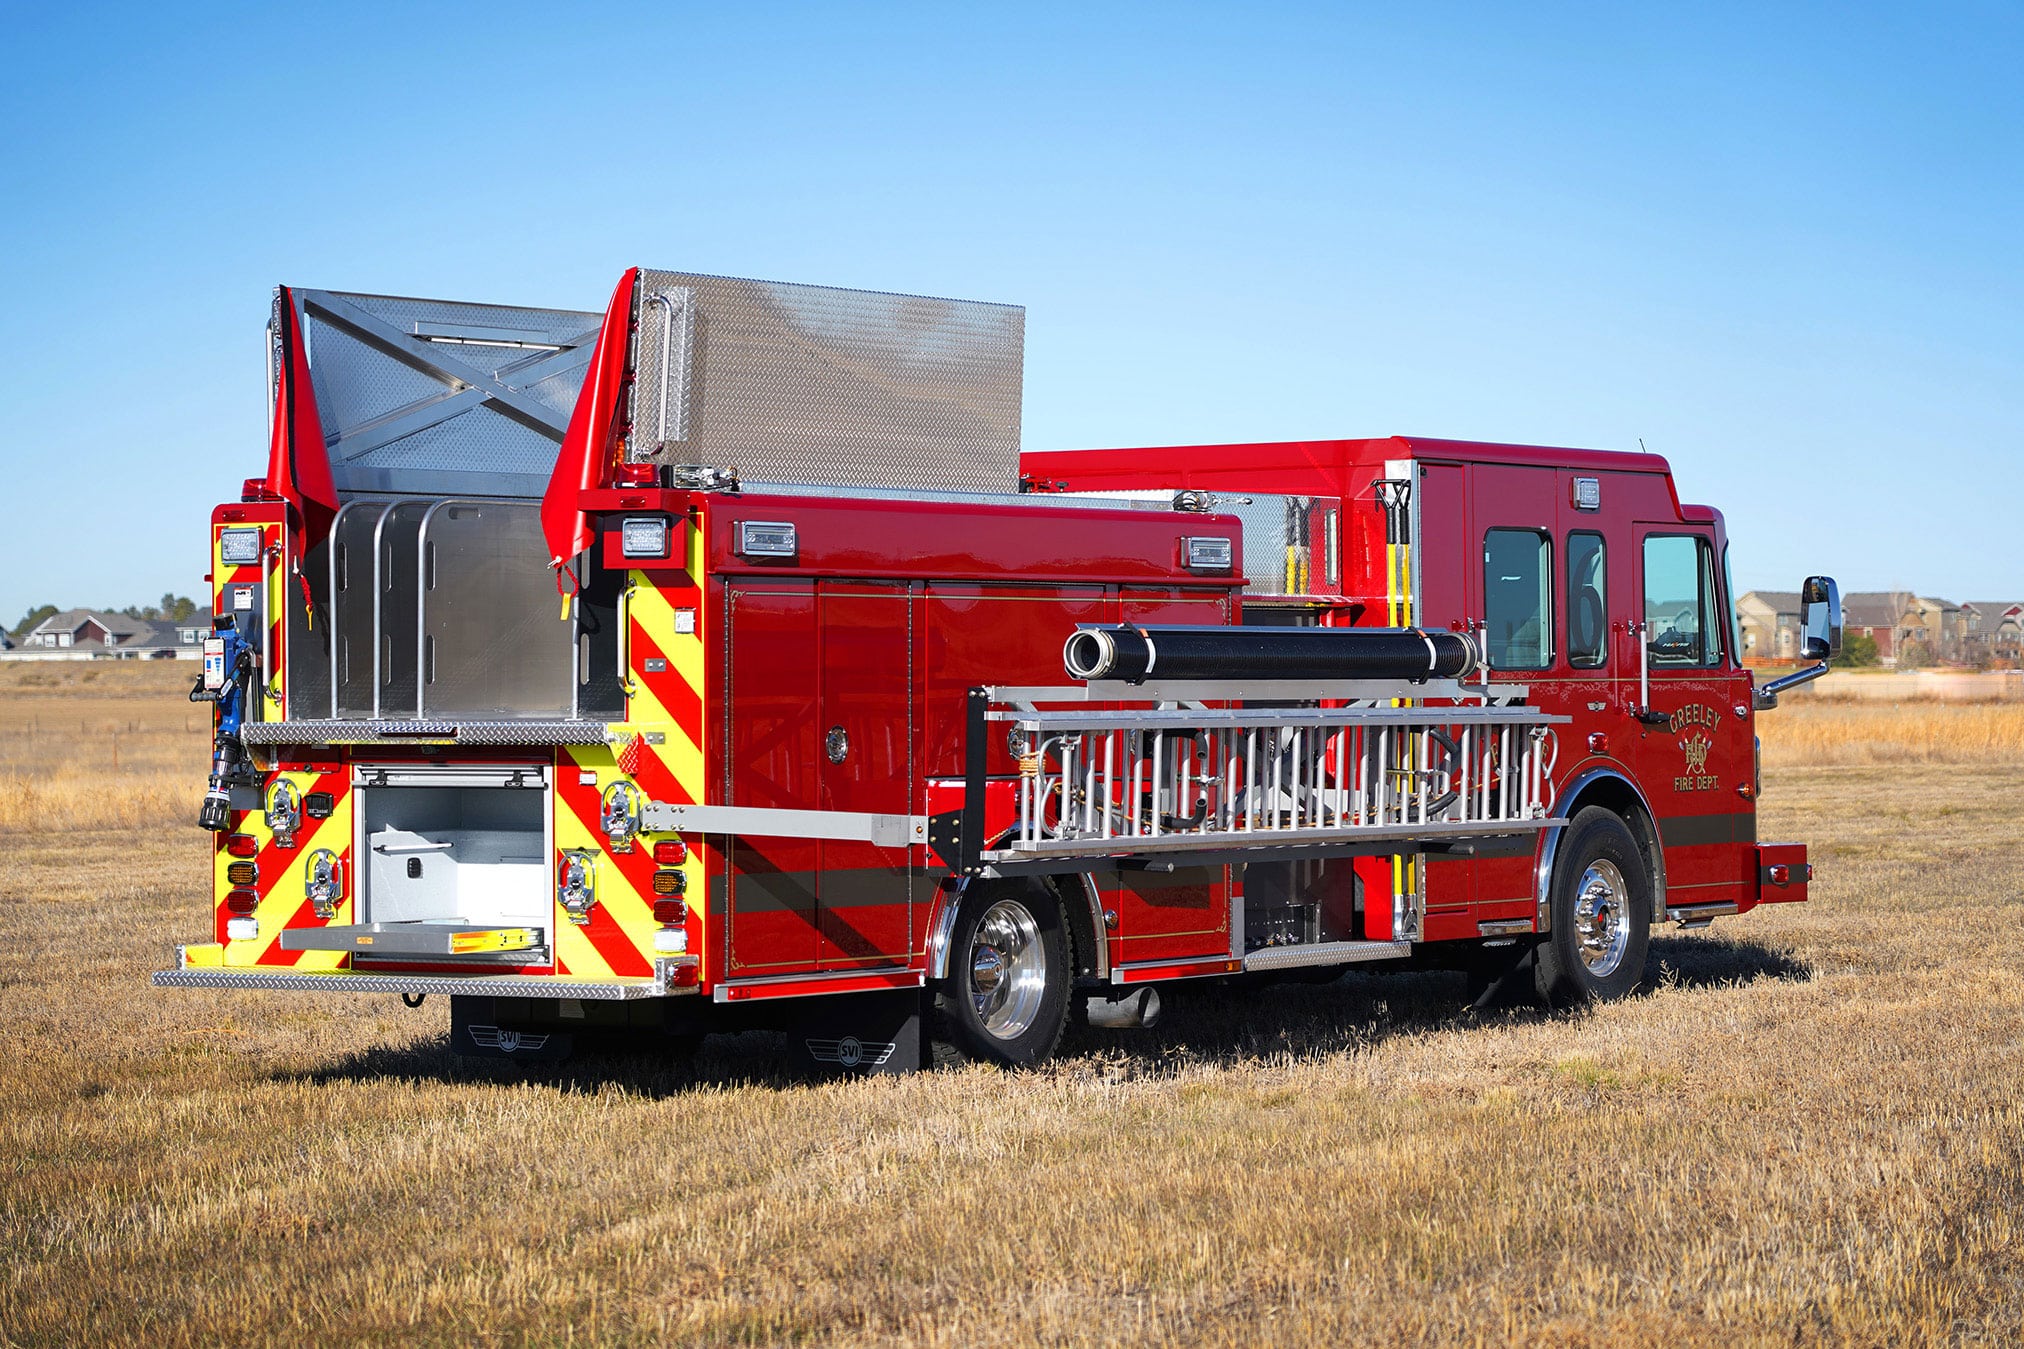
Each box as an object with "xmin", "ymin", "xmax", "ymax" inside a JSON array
[{"xmin": 1, "ymin": 2, "xmax": 2018, "ymax": 626}]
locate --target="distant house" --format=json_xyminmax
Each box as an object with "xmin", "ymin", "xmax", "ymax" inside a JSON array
[
  {"xmin": 175, "ymin": 608, "xmax": 214, "ymax": 648},
  {"xmin": 1893, "ymin": 596, "xmax": 1965, "ymax": 665},
  {"xmin": 1736, "ymin": 589, "xmax": 1981, "ymax": 667},
  {"xmin": 1735, "ymin": 590, "xmax": 1802, "ymax": 663},
  {"xmin": 1842, "ymin": 592, "xmax": 1911, "ymax": 665},
  {"xmin": 1963, "ymin": 601, "xmax": 2024, "ymax": 663},
  {"xmin": 16, "ymin": 608, "xmax": 189, "ymax": 659}
]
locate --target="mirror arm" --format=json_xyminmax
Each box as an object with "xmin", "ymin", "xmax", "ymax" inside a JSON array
[{"xmin": 1753, "ymin": 660, "xmax": 1830, "ymax": 711}]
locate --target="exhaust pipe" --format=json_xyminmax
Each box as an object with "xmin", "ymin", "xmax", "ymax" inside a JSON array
[{"xmin": 1085, "ymin": 986, "xmax": 1162, "ymax": 1029}]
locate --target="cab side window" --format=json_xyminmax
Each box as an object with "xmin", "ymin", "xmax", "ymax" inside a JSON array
[
  {"xmin": 1642, "ymin": 534, "xmax": 1723, "ymax": 667},
  {"xmin": 1566, "ymin": 532, "xmax": 1607, "ymax": 668},
  {"xmin": 1484, "ymin": 528, "xmax": 1552, "ymax": 670}
]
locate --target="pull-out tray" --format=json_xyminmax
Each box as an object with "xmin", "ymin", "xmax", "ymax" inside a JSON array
[{"xmin": 279, "ymin": 922, "xmax": 545, "ymax": 958}]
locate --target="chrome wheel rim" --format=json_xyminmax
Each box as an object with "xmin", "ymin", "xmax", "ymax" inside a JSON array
[
  {"xmin": 969, "ymin": 899, "xmax": 1046, "ymax": 1040},
  {"xmin": 1572, "ymin": 859, "xmax": 1631, "ymax": 976}
]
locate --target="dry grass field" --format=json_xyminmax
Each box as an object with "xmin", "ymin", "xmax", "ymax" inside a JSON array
[{"xmin": 2, "ymin": 665, "xmax": 2021, "ymax": 1345}]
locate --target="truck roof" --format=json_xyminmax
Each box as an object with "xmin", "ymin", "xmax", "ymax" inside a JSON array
[{"xmin": 1024, "ymin": 435, "xmax": 1673, "ymax": 484}]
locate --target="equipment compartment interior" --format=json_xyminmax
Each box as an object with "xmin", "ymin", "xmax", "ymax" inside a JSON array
[{"xmin": 356, "ymin": 779, "xmax": 550, "ymax": 939}]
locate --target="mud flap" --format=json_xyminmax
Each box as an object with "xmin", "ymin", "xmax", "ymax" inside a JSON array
[
  {"xmin": 449, "ymin": 995, "xmax": 576, "ymax": 1062},
  {"xmin": 1465, "ymin": 941, "xmax": 1541, "ymax": 1012},
  {"xmin": 787, "ymin": 988, "xmax": 929, "ymax": 1076}
]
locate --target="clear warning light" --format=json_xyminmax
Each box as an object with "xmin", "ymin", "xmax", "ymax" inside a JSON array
[
  {"xmin": 621, "ymin": 516, "xmax": 670, "ymax": 558},
  {"xmin": 219, "ymin": 527, "xmax": 263, "ymax": 563}
]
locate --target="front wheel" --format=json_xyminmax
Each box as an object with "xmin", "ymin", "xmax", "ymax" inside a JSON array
[
  {"xmin": 1535, "ymin": 807, "xmax": 1652, "ymax": 1007},
  {"xmin": 939, "ymin": 885, "xmax": 1071, "ymax": 1066}
]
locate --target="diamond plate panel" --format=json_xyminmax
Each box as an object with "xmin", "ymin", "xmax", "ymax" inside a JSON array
[
  {"xmin": 631, "ymin": 271, "xmax": 1024, "ymax": 493},
  {"xmin": 291, "ymin": 289, "xmax": 599, "ymax": 500},
  {"xmin": 241, "ymin": 720, "xmax": 611, "ymax": 745},
  {"xmin": 153, "ymin": 969, "xmax": 673, "ymax": 999}
]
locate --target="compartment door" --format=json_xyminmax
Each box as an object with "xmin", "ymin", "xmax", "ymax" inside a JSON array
[
  {"xmin": 817, "ymin": 585, "xmax": 914, "ymax": 969},
  {"xmin": 724, "ymin": 584, "xmax": 821, "ymax": 975}
]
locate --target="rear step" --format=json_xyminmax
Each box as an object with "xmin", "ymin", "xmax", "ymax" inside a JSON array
[{"xmin": 279, "ymin": 922, "xmax": 545, "ymax": 958}]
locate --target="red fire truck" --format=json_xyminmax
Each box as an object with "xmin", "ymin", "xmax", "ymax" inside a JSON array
[{"xmin": 156, "ymin": 267, "xmax": 1841, "ymax": 1071}]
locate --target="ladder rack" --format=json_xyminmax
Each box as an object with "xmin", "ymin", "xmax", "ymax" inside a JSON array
[{"xmin": 974, "ymin": 681, "xmax": 1566, "ymax": 871}]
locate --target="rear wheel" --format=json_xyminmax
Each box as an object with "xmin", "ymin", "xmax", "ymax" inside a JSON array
[
  {"xmin": 940, "ymin": 886, "xmax": 1071, "ymax": 1066},
  {"xmin": 1535, "ymin": 807, "xmax": 1652, "ymax": 1007}
]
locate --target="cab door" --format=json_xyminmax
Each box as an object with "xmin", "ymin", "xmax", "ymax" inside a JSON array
[{"xmin": 1632, "ymin": 530, "xmax": 1752, "ymax": 905}]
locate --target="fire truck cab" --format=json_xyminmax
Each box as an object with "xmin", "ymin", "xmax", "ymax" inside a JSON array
[{"xmin": 157, "ymin": 269, "xmax": 1840, "ymax": 1071}]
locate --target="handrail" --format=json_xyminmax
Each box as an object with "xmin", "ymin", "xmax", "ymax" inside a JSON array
[
  {"xmin": 647, "ymin": 289, "xmax": 690, "ymax": 449},
  {"xmin": 260, "ymin": 541, "xmax": 280, "ymax": 720},
  {"xmin": 616, "ymin": 580, "xmax": 639, "ymax": 701}
]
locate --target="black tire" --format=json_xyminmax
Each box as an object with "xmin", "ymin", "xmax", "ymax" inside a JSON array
[
  {"xmin": 938, "ymin": 884, "xmax": 1072, "ymax": 1067},
  {"xmin": 1534, "ymin": 807, "xmax": 1652, "ymax": 1008}
]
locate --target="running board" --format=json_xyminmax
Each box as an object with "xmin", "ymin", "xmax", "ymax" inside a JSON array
[
  {"xmin": 278, "ymin": 922, "xmax": 546, "ymax": 958},
  {"xmin": 1243, "ymin": 940, "xmax": 1411, "ymax": 972}
]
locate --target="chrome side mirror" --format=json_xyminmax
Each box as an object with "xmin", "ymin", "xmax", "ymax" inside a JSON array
[{"xmin": 1801, "ymin": 575, "xmax": 1842, "ymax": 660}]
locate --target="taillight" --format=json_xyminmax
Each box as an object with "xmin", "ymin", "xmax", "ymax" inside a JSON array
[
  {"xmin": 225, "ymin": 887, "xmax": 260, "ymax": 915},
  {"xmin": 652, "ymin": 895, "xmax": 690, "ymax": 955},
  {"xmin": 225, "ymin": 834, "xmax": 258, "ymax": 857},
  {"xmin": 653, "ymin": 839, "xmax": 688, "ymax": 865},
  {"xmin": 226, "ymin": 861, "xmax": 259, "ymax": 886}
]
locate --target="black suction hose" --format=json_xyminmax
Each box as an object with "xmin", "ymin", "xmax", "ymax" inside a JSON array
[{"xmin": 1063, "ymin": 624, "xmax": 1478, "ymax": 684}]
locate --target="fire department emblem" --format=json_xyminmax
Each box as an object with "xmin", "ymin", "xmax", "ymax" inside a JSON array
[
  {"xmin": 1681, "ymin": 732, "xmax": 1711, "ymax": 776},
  {"xmin": 1671, "ymin": 704, "xmax": 1721, "ymax": 792}
]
